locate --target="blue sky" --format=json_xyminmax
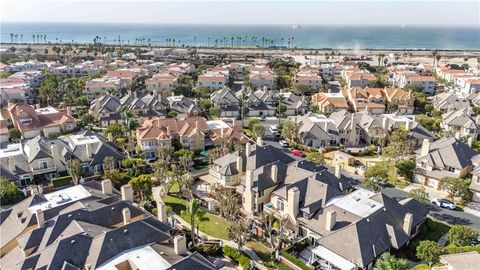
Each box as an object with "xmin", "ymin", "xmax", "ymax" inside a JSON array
[{"xmin": 1, "ymin": 0, "xmax": 479, "ymax": 26}]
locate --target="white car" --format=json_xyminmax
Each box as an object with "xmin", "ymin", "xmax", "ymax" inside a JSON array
[
  {"xmin": 279, "ymin": 140, "xmax": 288, "ymax": 148},
  {"xmin": 269, "ymin": 126, "xmax": 279, "ymax": 135},
  {"xmin": 432, "ymin": 198, "xmax": 456, "ymax": 210}
]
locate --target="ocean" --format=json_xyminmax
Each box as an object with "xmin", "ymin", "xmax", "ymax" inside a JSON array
[{"xmin": 1, "ymin": 22, "xmax": 479, "ymax": 50}]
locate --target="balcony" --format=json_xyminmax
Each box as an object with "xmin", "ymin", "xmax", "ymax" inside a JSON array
[
  {"xmin": 263, "ymin": 202, "xmax": 288, "ymax": 219},
  {"xmin": 33, "ymin": 166, "xmax": 57, "ymax": 175}
]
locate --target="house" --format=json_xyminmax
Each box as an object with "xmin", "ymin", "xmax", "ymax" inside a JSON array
[
  {"xmin": 119, "ymin": 90, "xmax": 167, "ymax": 119},
  {"xmin": 210, "ymin": 88, "xmax": 240, "ymax": 118},
  {"xmin": 85, "ymin": 77, "xmax": 121, "ymax": 97},
  {"xmin": 5, "ymin": 104, "xmax": 76, "ymax": 139},
  {"xmin": 381, "ymin": 114, "xmax": 436, "ymax": 148},
  {"xmin": 470, "ymin": 156, "xmax": 480, "ymax": 202},
  {"xmin": 106, "ymin": 69, "xmax": 137, "ymax": 89},
  {"xmin": 382, "ymin": 87, "xmax": 414, "ymax": 114},
  {"xmin": 458, "ymin": 78, "xmax": 480, "ymax": 95},
  {"xmin": 197, "ymin": 71, "xmax": 227, "ymax": 90},
  {"xmin": 244, "ymin": 88, "xmax": 277, "ymax": 117},
  {"xmin": 400, "ymin": 75, "xmax": 436, "ymax": 94},
  {"xmin": 414, "ymin": 137, "xmax": 478, "ymax": 189},
  {"xmin": 166, "ymin": 94, "xmax": 200, "ymax": 118},
  {"xmin": 0, "ymin": 181, "xmax": 215, "ymax": 270},
  {"xmin": 137, "ymin": 117, "xmax": 207, "ymax": 159},
  {"xmin": 294, "ymin": 113, "xmax": 340, "ymax": 148},
  {"xmin": 355, "ymin": 111, "xmax": 388, "ymax": 144},
  {"xmin": 328, "ymin": 110, "xmax": 361, "ymax": 147},
  {"xmin": 0, "ymin": 143, "xmax": 32, "ymax": 186},
  {"xmin": 249, "ymin": 70, "xmax": 275, "ymax": 89},
  {"xmin": 346, "ymin": 87, "xmax": 386, "ymax": 114},
  {"xmin": 146, "ymin": 71, "xmax": 179, "ymax": 92},
  {"xmin": 346, "ymin": 72, "xmax": 374, "ymax": 88},
  {"xmin": 0, "ymin": 77, "xmax": 29, "ymax": 105},
  {"xmin": 295, "ymin": 71, "xmax": 323, "ymax": 91},
  {"xmin": 311, "ymin": 92, "xmax": 349, "ymax": 114},
  {"xmin": 433, "ymin": 251, "xmax": 480, "ymax": 270},
  {"xmin": 432, "ymin": 92, "xmax": 471, "ymax": 112},
  {"xmin": 89, "ymin": 95, "xmax": 124, "ymax": 128},
  {"xmin": 278, "ymin": 92, "xmax": 308, "ymax": 116},
  {"xmin": 441, "ymin": 107, "xmax": 479, "ymax": 140}
]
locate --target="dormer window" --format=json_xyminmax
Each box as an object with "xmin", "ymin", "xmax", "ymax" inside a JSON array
[{"xmin": 20, "ymin": 117, "xmax": 32, "ymax": 124}]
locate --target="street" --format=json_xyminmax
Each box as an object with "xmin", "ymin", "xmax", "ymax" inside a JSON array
[{"xmin": 382, "ymin": 187, "xmax": 480, "ymax": 231}]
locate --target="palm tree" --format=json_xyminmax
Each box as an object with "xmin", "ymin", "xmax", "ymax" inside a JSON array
[
  {"xmin": 374, "ymin": 253, "xmax": 409, "ymax": 270},
  {"xmin": 432, "ymin": 50, "xmax": 438, "ymax": 66},
  {"xmin": 118, "ymin": 107, "xmax": 139, "ymax": 157},
  {"xmin": 10, "ymin": 33, "xmax": 14, "ymax": 43},
  {"xmin": 435, "ymin": 54, "xmax": 442, "ymax": 67},
  {"xmin": 182, "ymin": 199, "xmax": 205, "ymax": 247}
]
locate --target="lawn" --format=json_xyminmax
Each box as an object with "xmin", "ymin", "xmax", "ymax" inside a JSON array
[
  {"xmin": 162, "ymin": 194, "xmax": 230, "ymax": 239},
  {"xmin": 246, "ymin": 241, "xmax": 272, "ymax": 261}
]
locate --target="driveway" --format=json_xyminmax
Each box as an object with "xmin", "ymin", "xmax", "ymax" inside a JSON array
[{"xmin": 382, "ymin": 187, "xmax": 480, "ymax": 232}]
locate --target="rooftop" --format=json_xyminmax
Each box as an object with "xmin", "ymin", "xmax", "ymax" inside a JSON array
[
  {"xmin": 28, "ymin": 185, "xmax": 92, "ymax": 213},
  {"xmin": 328, "ymin": 189, "xmax": 383, "ymax": 218},
  {"xmin": 96, "ymin": 245, "xmax": 172, "ymax": 270},
  {"xmin": 0, "ymin": 143, "xmax": 24, "ymax": 158}
]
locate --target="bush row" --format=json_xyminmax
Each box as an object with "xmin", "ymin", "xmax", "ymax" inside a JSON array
[
  {"xmin": 51, "ymin": 176, "xmax": 72, "ymax": 188},
  {"xmin": 222, "ymin": 246, "xmax": 251, "ymax": 269}
]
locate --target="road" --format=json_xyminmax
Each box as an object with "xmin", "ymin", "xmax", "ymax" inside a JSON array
[{"xmin": 382, "ymin": 187, "xmax": 480, "ymax": 231}]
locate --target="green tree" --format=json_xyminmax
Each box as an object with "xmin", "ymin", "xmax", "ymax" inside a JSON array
[
  {"xmin": 128, "ymin": 174, "xmax": 152, "ymax": 202},
  {"xmin": 8, "ymin": 128, "xmax": 21, "ymax": 141},
  {"xmin": 416, "ymin": 240, "xmax": 442, "ymax": 267},
  {"xmin": 193, "ymin": 86, "xmax": 211, "ymax": 98},
  {"xmin": 0, "ymin": 177, "xmax": 25, "ymax": 205},
  {"xmin": 395, "ymin": 159, "xmax": 416, "ymax": 181},
  {"xmin": 305, "ymin": 151, "xmax": 325, "ymax": 165},
  {"xmin": 408, "ymin": 188, "xmax": 430, "ymax": 204},
  {"xmin": 251, "ymin": 122, "xmax": 266, "ymax": 139},
  {"xmin": 438, "ymin": 176, "xmax": 464, "ymax": 200},
  {"xmin": 66, "ymin": 159, "xmax": 82, "ymax": 185},
  {"xmin": 364, "ymin": 161, "xmax": 389, "ymax": 180},
  {"xmin": 182, "ymin": 199, "xmax": 206, "ymax": 247},
  {"xmin": 80, "ymin": 114, "xmax": 94, "ymax": 126},
  {"xmin": 37, "ymin": 70, "xmax": 58, "ymax": 104},
  {"xmin": 281, "ymin": 120, "xmax": 300, "ymax": 144},
  {"xmin": 103, "ymin": 123, "xmax": 124, "ymax": 141},
  {"xmin": 227, "ymin": 218, "xmax": 251, "ymax": 251},
  {"xmin": 209, "ymin": 106, "xmax": 221, "ymax": 118},
  {"xmin": 374, "ymin": 252, "xmax": 409, "ymax": 270},
  {"xmin": 383, "ymin": 126, "xmax": 414, "ymax": 162},
  {"xmin": 447, "ymin": 225, "xmax": 479, "ymax": 247}
]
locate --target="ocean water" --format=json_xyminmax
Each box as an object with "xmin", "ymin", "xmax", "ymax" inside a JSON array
[{"xmin": 1, "ymin": 22, "xmax": 479, "ymax": 50}]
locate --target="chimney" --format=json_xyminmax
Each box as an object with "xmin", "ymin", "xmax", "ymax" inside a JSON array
[
  {"xmin": 420, "ymin": 139, "xmax": 430, "ymax": 157},
  {"xmin": 50, "ymin": 144, "xmax": 62, "ymax": 170},
  {"xmin": 405, "ymin": 120, "xmax": 410, "ymax": 131},
  {"xmin": 236, "ymin": 156, "xmax": 243, "ymax": 172},
  {"xmin": 157, "ymin": 201, "xmax": 167, "ymax": 223},
  {"xmin": 382, "ymin": 116, "xmax": 388, "ymax": 129},
  {"xmin": 245, "ymin": 143, "xmax": 251, "ymax": 156},
  {"xmin": 66, "ymin": 106, "xmax": 72, "ymax": 116},
  {"xmin": 174, "ymin": 235, "xmax": 187, "ymax": 255},
  {"xmin": 107, "ymin": 133, "xmax": 113, "ymax": 142},
  {"xmin": 122, "ymin": 208, "xmax": 131, "ymax": 225},
  {"xmin": 101, "ymin": 179, "xmax": 112, "ymax": 195},
  {"xmin": 232, "ymin": 118, "xmax": 237, "ymax": 127},
  {"xmin": 468, "ymin": 136, "xmax": 473, "ymax": 147},
  {"xmin": 287, "ymin": 187, "xmax": 300, "ymax": 221},
  {"xmin": 454, "ymin": 132, "xmax": 460, "ymax": 140},
  {"xmin": 35, "ymin": 103, "xmax": 41, "ymax": 109},
  {"xmin": 36, "ymin": 209, "xmax": 45, "ymax": 228},
  {"xmin": 166, "ymin": 126, "xmax": 171, "ymax": 136},
  {"xmin": 256, "ymin": 136, "xmax": 263, "ymax": 147},
  {"xmin": 220, "ymin": 128, "xmax": 224, "ymax": 138},
  {"xmin": 95, "ymin": 97, "xmax": 101, "ymax": 111},
  {"xmin": 403, "ymin": 213, "xmax": 413, "ymax": 236},
  {"xmin": 325, "ymin": 210, "xmax": 337, "ymax": 231},
  {"xmin": 171, "ymin": 91, "xmax": 175, "ymax": 97},
  {"xmin": 271, "ymin": 164, "xmax": 278, "ymax": 182},
  {"xmin": 121, "ymin": 185, "xmax": 134, "ymax": 202},
  {"xmin": 335, "ymin": 164, "xmax": 341, "ymax": 179}
]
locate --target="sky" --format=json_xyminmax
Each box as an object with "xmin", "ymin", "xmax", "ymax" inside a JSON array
[{"xmin": 1, "ymin": 0, "xmax": 479, "ymax": 26}]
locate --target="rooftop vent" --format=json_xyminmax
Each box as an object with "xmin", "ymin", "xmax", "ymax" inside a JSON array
[{"xmin": 70, "ymin": 240, "xmax": 76, "ymax": 245}]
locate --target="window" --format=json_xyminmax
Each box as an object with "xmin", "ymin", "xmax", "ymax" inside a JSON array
[
  {"xmin": 447, "ymin": 167, "xmax": 455, "ymax": 172},
  {"xmin": 258, "ymin": 190, "xmax": 264, "ymax": 197},
  {"xmin": 277, "ymin": 200, "xmax": 284, "ymax": 212},
  {"xmin": 39, "ymin": 160, "xmax": 48, "ymax": 169}
]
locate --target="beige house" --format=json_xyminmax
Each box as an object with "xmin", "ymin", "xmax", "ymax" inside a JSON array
[
  {"xmin": 311, "ymin": 92, "xmax": 349, "ymax": 114},
  {"xmin": 345, "ymin": 87, "xmax": 386, "ymax": 114},
  {"xmin": 382, "ymin": 87, "xmax": 415, "ymax": 114}
]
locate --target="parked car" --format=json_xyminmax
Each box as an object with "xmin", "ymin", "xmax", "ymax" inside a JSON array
[
  {"xmin": 432, "ymin": 198, "xmax": 456, "ymax": 210},
  {"xmin": 269, "ymin": 126, "xmax": 279, "ymax": 134},
  {"xmin": 291, "ymin": 150, "xmax": 305, "ymax": 157},
  {"xmin": 279, "ymin": 140, "xmax": 288, "ymax": 148}
]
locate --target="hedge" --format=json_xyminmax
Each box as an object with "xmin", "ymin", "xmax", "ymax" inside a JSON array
[
  {"xmin": 222, "ymin": 246, "xmax": 251, "ymax": 269},
  {"xmin": 51, "ymin": 176, "xmax": 72, "ymax": 188},
  {"xmin": 444, "ymin": 245, "xmax": 480, "ymax": 254},
  {"xmin": 280, "ymin": 250, "xmax": 312, "ymax": 270}
]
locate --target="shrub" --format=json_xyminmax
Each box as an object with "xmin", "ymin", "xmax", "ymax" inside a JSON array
[
  {"xmin": 443, "ymin": 245, "xmax": 480, "ymax": 254},
  {"xmin": 195, "ymin": 243, "xmax": 222, "ymax": 256},
  {"xmin": 51, "ymin": 176, "xmax": 72, "ymax": 188},
  {"xmin": 0, "ymin": 178, "xmax": 25, "ymax": 205},
  {"xmin": 222, "ymin": 246, "xmax": 250, "ymax": 269}
]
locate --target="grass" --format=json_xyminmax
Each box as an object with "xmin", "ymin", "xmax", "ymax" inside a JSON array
[
  {"xmin": 162, "ymin": 194, "xmax": 229, "ymax": 239},
  {"xmin": 412, "ymin": 264, "xmax": 429, "ymax": 270},
  {"xmin": 246, "ymin": 241, "xmax": 272, "ymax": 261}
]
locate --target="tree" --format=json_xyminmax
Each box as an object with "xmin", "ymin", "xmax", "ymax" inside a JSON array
[
  {"xmin": 438, "ymin": 176, "xmax": 464, "ymax": 200},
  {"xmin": 281, "ymin": 120, "xmax": 300, "ymax": 144},
  {"xmin": 182, "ymin": 199, "xmax": 206, "ymax": 247},
  {"xmin": 395, "ymin": 159, "xmax": 416, "ymax": 181},
  {"xmin": 364, "ymin": 161, "xmax": 389, "ymax": 180},
  {"xmin": 447, "ymin": 225, "xmax": 479, "ymax": 247},
  {"xmin": 209, "ymin": 106, "xmax": 221, "ymax": 118},
  {"xmin": 8, "ymin": 128, "xmax": 21, "ymax": 141},
  {"xmin": 128, "ymin": 174, "xmax": 153, "ymax": 202},
  {"xmin": 408, "ymin": 188, "xmax": 430, "ymax": 204},
  {"xmin": 227, "ymin": 218, "xmax": 251, "ymax": 251},
  {"xmin": 383, "ymin": 126, "xmax": 414, "ymax": 162},
  {"xmin": 66, "ymin": 159, "xmax": 82, "ymax": 185},
  {"xmin": 0, "ymin": 177, "xmax": 25, "ymax": 205},
  {"xmin": 212, "ymin": 186, "xmax": 240, "ymax": 221},
  {"xmin": 37, "ymin": 70, "xmax": 58, "ymax": 104},
  {"xmin": 374, "ymin": 252, "xmax": 409, "ymax": 270},
  {"xmin": 293, "ymin": 84, "xmax": 308, "ymax": 95},
  {"xmin": 251, "ymin": 122, "xmax": 266, "ymax": 139},
  {"xmin": 80, "ymin": 114, "xmax": 94, "ymax": 126},
  {"xmin": 103, "ymin": 123, "xmax": 124, "ymax": 141},
  {"xmin": 416, "ymin": 240, "xmax": 442, "ymax": 267},
  {"xmin": 305, "ymin": 151, "xmax": 325, "ymax": 165}
]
